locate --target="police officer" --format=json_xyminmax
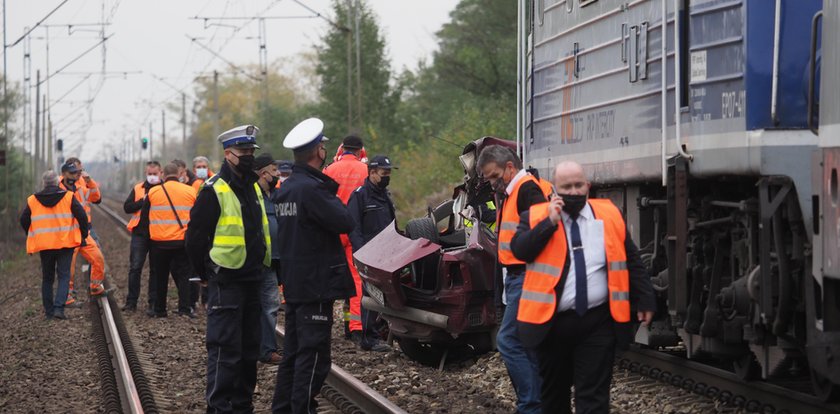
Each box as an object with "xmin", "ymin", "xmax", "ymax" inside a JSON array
[
  {"xmin": 511, "ymin": 161, "xmax": 656, "ymax": 413},
  {"xmin": 122, "ymin": 161, "xmax": 162, "ymax": 312},
  {"xmin": 272, "ymin": 118, "xmax": 356, "ymax": 414},
  {"xmin": 143, "ymin": 162, "xmax": 196, "ymax": 318},
  {"xmin": 20, "ymin": 170, "xmax": 89, "ymax": 320},
  {"xmin": 346, "ymin": 155, "xmax": 396, "ymax": 352},
  {"xmin": 185, "ymin": 125, "xmax": 271, "ymax": 413}
]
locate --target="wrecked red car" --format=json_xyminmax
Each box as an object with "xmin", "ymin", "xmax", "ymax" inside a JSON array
[{"xmin": 353, "ymin": 137, "xmax": 516, "ymax": 366}]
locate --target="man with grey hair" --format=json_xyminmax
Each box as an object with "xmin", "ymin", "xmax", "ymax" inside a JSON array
[
  {"xmin": 477, "ymin": 144, "xmax": 552, "ymax": 414},
  {"xmin": 20, "ymin": 170, "xmax": 89, "ymax": 320},
  {"xmin": 191, "ymin": 155, "xmax": 214, "ymax": 192}
]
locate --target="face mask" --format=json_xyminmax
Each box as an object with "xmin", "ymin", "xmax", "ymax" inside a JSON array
[
  {"xmin": 378, "ymin": 175, "xmax": 391, "ymax": 189},
  {"xmin": 146, "ymin": 175, "xmax": 161, "ymax": 185},
  {"xmin": 195, "ymin": 168, "xmax": 208, "ymax": 179},
  {"xmin": 267, "ymin": 174, "xmax": 280, "ymax": 189},
  {"xmin": 279, "ymin": 176, "xmax": 289, "ymax": 183},
  {"xmin": 561, "ymin": 194, "xmax": 588, "ymax": 217},
  {"xmin": 65, "ymin": 178, "xmax": 77, "ymax": 187},
  {"xmin": 233, "ymin": 153, "xmax": 255, "ymax": 173},
  {"xmin": 178, "ymin": 175, "xmax": 187, "ymax": 183},
  {"xmin": 318, "ymin": 149, "xmax": 327, "ymax": 169}
]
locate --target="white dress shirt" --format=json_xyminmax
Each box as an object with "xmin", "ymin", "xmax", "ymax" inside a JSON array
[{"xmin": 557, "ymin": 203, "xmax": 609, "ymax": 312}]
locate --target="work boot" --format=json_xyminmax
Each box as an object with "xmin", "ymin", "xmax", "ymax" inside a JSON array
[
  {"xmin": 65, "ymin": 290, "xmax": 77, "ymax": 306},
  {"xmin": 90, "ymin": 284, "xmax": 105, "ymax": 296},
  {"xmin": 260, "ymin": 351, "xmax": 282, "ymax": 365},
  {"xmin": 53, "ymin": 310, "xmax": 67, "ymax": 320},
  {"xmin": 349, "ymin": 331, "xmax": 364, "ymax": 347},
  {"xmin": 361, "ymin": 338, "xmax": 391, "ymax": 353},
  {"xmin": 122, "ymin": 303, "xmax": 137, "ymax": 312},
  {"xmin": 145, "ymin": 308, "xmax": 156, "ymax": 317},
  {"xmin": 176, "ymin": 310, "xmax": 196, "ymax": 319}
]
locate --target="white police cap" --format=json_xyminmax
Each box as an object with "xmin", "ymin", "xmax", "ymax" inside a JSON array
[
  {"xmin": 218, "ymin": 125, "xmax": 260, "ymax": 149},
  {"xmin": 283, "ymin": 118, "xmax": 329, "ymax": 152}
]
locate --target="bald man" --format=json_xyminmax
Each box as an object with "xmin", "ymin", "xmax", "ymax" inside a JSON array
[{"xmin": 510, "ymin": 161, "xmax": 655, "ymax": 414}]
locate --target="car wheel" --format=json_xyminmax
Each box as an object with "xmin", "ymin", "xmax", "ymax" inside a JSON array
[
  {"xmin": 405, "ymin": 217, "xmax": 440, "ymax": 244},
  {"xmin": 397, "ymin": 337, "xmax": 448, "ymax": 366}
]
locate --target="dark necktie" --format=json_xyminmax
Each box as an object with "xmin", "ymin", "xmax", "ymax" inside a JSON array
[{"xmin": 570, "ymin": 215, "xmax": 588, "ymax": 316}]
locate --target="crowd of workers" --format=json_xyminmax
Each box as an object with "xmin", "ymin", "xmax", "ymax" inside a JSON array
[{"xmin": 21, "ymin": 116, "xmax": 655, "ymax": 413}]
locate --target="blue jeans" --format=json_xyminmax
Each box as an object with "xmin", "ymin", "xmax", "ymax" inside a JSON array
[
  {"xmin": 259, "ymin": 268, "xmax": 281, "ymax": 360},
  {"xmin": 126, "ymin": 233, "xmax": 151, "ymax": 306},
  {"xmin": 40, "ymin": 248, "xmax": 74, "ymax": 316},
  {"xmin": 497, "ymin": 270, "xmax": 542, "ymax": 414}
]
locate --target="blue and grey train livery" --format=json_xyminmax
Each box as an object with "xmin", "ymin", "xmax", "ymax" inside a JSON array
[{"xmin": 517, "ymin": 0, "xmax": 839, "ymax": 400}]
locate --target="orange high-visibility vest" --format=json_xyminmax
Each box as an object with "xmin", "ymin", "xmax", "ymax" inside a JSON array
[
  {"xmin": 497, "ymin": 174, "xmax": 552, "ymax": 265},
  {"xmin": 517, "ymin": 198, "xmax": 631, "ymax": 326},
  {"xmin": 26, "ymin": 191, "xmax": 82, "ymax": 253},
  {"xmin": 60, "ymin": 179, "xmax": 97, "ymax": 224},
  {"xmin": 191, "ymin": 179, "xmax": 204, "ymax": 192},
  {"xmin": 126, "ymin": 182, "xmax": 146, "ymax": 233},
  {"xmin": 324, "ymin": 154, "xmax": 367, "ymax": 205},
  {"xmin": 147, "ymin": 180, "xmax": 196, "ymax": 242}
]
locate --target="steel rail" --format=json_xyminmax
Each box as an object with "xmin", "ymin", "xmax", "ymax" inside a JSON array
[
  {"xmin": 98, "ymin": 199, "xmax": 405, "ymax": 413},
  {"xmin": 275, "ymin": 326, "xmax": 407, "ymax": 414},
  {"xmin": 93, "ymin": 202, "xmax": 147, "ymax": 413},
  {"xmin": 620, "ymin": 347, "xmax": 840, "ymax": 414}
]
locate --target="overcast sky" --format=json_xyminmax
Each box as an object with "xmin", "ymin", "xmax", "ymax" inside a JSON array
[{"xmin": 6, "ymin": 0, "xmax": 458, "ymax": 162}]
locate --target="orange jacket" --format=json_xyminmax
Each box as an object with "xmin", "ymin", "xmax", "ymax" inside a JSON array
[
  {"xmin": 147, "ymin": 180, "xmax": 196, "ymax": 242},
  {"xmin": 126, "ymin": 182, "xmax": 146, "ymax": 232},
  {"xmin": 191, "ymin": 170, "xmax": 214, "ymax": 192},
  {"xmin": 324, "ymin": 154, "xmax": 367, "ymax": 205},
  {"xmin": 60, "ymin": 177, "xmax": 99, "ymax": 224},
  {"xmin": 498, "ymin": 174, "xmax": 552, "ymax": 265},
  {"xmin": 517, "ymin": 199, "xmax": 631, "ymax": 326},
  {"xmin": 26, "ymin": 191, "xmax": 82, "ymax": 253}
]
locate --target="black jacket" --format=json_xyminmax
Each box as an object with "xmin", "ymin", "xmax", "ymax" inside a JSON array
[
  {"xmin": 347, "ymin": 178, "xmax": 395, "ymax": 252},
  {"xmin": 510, "ymin": 202, "xmax": 656, "ymax": 349},
  {"xmin": 123, "ymin": 180, "xmax": 158, "ymax": 237},
  {"xmin": 20, "ymin": 185, "xmax": 89, "ymax": 243},
  {"xmin": 185, "ymin": 163, "xmax": 267, "ymax": 283},
  {"xmin": 275, "ymin": 163, "xmax": 356, "ymax": 303}
]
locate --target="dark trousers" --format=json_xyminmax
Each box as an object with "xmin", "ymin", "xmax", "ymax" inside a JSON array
[
  {"xmin": 536, "ymin": 303, "xmax": 616, "ymax": 414},
  {"xmin": 205, "ymin": 279, "xmax": 261, "ymax": 414},
  {"xmin": 149, "ymin": 244, "xmax": 190, "ymax": 314},
  {"xmin": 126, "ymin": 233, "xmax": 155, "ymax": 306},
  {"xmin": 40, "ymin": 248, "xmax": 74, "ymax": 316},
  {"xmin": 361, "ymin": 282, "xmax": 384, "ymax": 341},
  {"xmin": 272, "ymin": 301, "xmax": 334, "ymax": 414}
]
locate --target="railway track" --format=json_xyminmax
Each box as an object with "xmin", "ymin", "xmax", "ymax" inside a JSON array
[
  {"xmin": 619, "ymin": 347, "xmax": 840, "ymax": 414},
  {"xmin": 88, "ymin": 202, "xmax": 159, "ymax": 413},
  {"xmin": 96, "ymin": 199, "xmax": 406, "ymax": 413}
]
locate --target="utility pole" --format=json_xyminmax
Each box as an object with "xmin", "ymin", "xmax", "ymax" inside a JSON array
[
  {"xmin": 212, "ymin": 70, "xmax": 220, "ymax": 167},
  {"xmin": 354, "ymin": 0, "xmax": 363, "ymax": 129},
  {"xmin": 47, "ymin": 114, "xmax": 52, "ymax": 169},
  {"xmin": 41, "ymin": 95, "xmax": 46, "ymax": 170},
  {"xmin": 181, "ymin": 92, "xmax": 186, "ymax": 148},
  {"xmin": 35, "ymin": 71, "xmax": 41, "ymax": 185},
  {"xmin": 2, "ymin": 0, "xmax": 8, "ymax": 222},
  {"xmin": 345, "ymin": 4, "xmax": 352, "ymax": 133},
  {"xmin": 161, "ymin": 109, "xmax": 166, "ymax": 157}
]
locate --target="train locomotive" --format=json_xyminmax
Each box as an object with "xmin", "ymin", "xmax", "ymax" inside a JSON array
[{"xmin": 518, "ymin": 0, "xmax": 840, "ymax": 400}]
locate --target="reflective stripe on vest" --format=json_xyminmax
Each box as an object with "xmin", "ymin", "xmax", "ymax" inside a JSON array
[
  {"xmin": 208, "ymin": 177, "xmax": 271, "ymax": 269},
  {"xmin": 147, "ymin": 181, "xmax": 196, "ymax": 242},
  {"xmin": 517, "ymin": 198, "xmax": 631, "ymax": 325},
  {"xmin": 498, "ymin": 174, "xmax": 551, "ymax": 265},
  {"xmin": 26, "ymin": 191, "xmax": 82, "ymax": 253},
  {"xmin": 127, "ymin": 182, "xmax": 146, "ymax": 232}
]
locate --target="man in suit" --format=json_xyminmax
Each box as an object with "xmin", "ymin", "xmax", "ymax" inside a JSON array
[{"xmin": 511, "ymin": 161, "xmax": 656, "ymax": 414}]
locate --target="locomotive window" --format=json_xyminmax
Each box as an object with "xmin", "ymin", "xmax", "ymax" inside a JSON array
[{"xmin": 679, "ymin": 0, "xmax": 691, "ymax": 108}]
